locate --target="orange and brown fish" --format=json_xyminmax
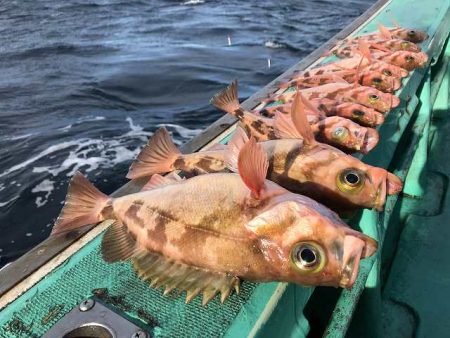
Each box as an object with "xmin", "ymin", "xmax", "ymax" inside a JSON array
[
  {"xmin": 51, "ymin": 140, "xmax": 378, "ymax": 304},
  {"xmin": 341, "ymin": 23, "xmax": 428, "ymax": 44},
  {"xmin": 128, "ymin": 94, "xmax": 401, "ymax": 213},
  {"xmin": 210, "ymin": 81, "xmax": 380, "ymax": 153}
]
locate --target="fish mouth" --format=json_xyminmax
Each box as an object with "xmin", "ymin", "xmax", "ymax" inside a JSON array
[
  {"xmin": 339, "ymin": 236, "xmax": 365, "ymax": 289},
  {"xmin": 361, "ymin": 128, "xmax": 379, "ymax": 153},
  {"xmin": 373, "ymin": 178, "xmax": 387, "ymax": 211},
  {"xmin": 339, "ymin": 234, "xmax": 378, "ymax": 289}
]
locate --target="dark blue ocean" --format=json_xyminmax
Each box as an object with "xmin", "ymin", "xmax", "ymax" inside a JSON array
[{"xmin": 0, "ymin": 0, "xmax": 374, "ymax": 266}]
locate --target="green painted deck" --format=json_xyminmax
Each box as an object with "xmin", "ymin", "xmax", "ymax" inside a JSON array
[{"xmin": 0, "ymin": 0, "xmax": 449, "ymax": 337}]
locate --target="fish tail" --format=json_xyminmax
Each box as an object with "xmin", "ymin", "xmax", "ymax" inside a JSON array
[
  {"xmin": 127, "ymin": 127, "xmax": 181, "ymax": 179},
  {"xmin": 225, "ymin": 127, "xmax": 249, "ymax": 172},
  {"xmin": 210, "ymin": 80, "xmax": 241, "ymax": 115},
  {"xmin": 51, "ymin": 171, "xmax": 110, "ymax": 235}
]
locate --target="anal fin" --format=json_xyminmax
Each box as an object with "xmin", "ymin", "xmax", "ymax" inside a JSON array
[{"xmin": 132, "ymin": 250, "xmax": 240, "ymax": 305}]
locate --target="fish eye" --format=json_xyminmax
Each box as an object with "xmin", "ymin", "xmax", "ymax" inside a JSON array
[
  {"xmin": 405, "ymin": 55, "xmax": 415, "ymax": 63},
  {"xmin": 382, "ymin": 69, "xmax": 392, "ymax": 76},
  {"xmin": 291, "ymin": 242, "xmax": 326, "ymax": 273},
  {"xmin": 332, "ymin": 126, "xmax": 349, "ymax": 140},
  {"xmin": 407, "ymin": 30, "xmax": 416, "ymax": 37},
  {"xmin": 353, "ymin": 110, "xmax": 365, "ymax": 117},
  {"xmin": 401, "ymin": 42, "xmax": 410, "ymax": 49},
  {"xmin": 369, "ymin": 94, "xmax": 380, "ymax": 103},
  {"xmin": 337, "ymin": 168, "xmax": 365, "ymax": 193},
  {"xmin": 372, "ymin": 78, "xmax": 382, "ymax": 84}
]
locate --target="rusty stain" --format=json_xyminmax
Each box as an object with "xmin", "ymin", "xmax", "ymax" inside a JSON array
[
  {"xmin": 137, "ymin": 308, "xmax": 160, "ymax": 328},
  {"xmin": 41, "ymin": 304, "xmax": 64, "ymax": 325}
]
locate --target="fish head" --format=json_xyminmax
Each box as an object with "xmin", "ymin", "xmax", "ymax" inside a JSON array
[
  {"xmin": 313, "ymin": 116, "xmax": 379, "ymax": 153},
  {"xmin": 385, "ymin": 51, "xmax": 428, "ymax": 70},
  {"xmin": 369, "ymin": 61, "xmax": 409, "ymax": 78},
  {"xmin": 347, "ymin": 86, "xmax": 400, "ymax": 113},
  {"xmin": 286, "ymin": 145, "xmax": 402, "ymax": 209},
  {"xmin": 359, "ymin": 71, "xmax": 401, "ymax": 93},
  {"xmin": 333, "ymin": 102, "xmax": 385, "ymax": 127},
  {"xmin": 248, "ymin": 196, "xmax": 377, "ymax": 288},
  {"xmin": 396, "ymin": 29, "xmax": 429, "ymax": 43},
  {"xmin": 391, "ymin": 39, "xmax": 421, "ymax": 52}
]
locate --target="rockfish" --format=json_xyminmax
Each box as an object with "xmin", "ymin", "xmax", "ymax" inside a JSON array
[{"xmin": 51, "ymin": 139, "xmax": 378, "ymax": 304}]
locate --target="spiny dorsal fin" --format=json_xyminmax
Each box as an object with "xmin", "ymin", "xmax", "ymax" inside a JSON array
[
  {"xmin": 377, "ymin": 23, "xmax": 393, "ymax": 40},
  {"xmin": 357, "ymin": 40, "xmax": 372, "ymax": 63},
  {"xmin": 225, "ymin": 127, "xmax": 249, "ymax": 172},
  {"xmin": 142, "ymin": 173, "xmax": 184, "ymax": 191},
  {"xmin": 291, "ymin": 91, "xmax": 316, "ymax": 145},
  {"xmin": 237, "ymin": 138, "xmax": 268, "ymax": 199},
  {"xmin": 273, "ymin": 111, "xmax": 302, "ymax": 139},
  {"xmin": 132, "ymin": 250, "xmax": 240, "ymax": 305},
  {"xmin": 102, "ymin": 221, "xmax": 137, "ymax": 263}
]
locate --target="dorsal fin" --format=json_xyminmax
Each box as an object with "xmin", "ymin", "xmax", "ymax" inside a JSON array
[
  {"xmin": 291, "ymin": 91, "xmax": 316, "ymax": 145},
  {"xmin": 273, "ymin": 111, "xmax": 302, "ymax": 139},
  {"xmin": 377, "ymin": 23, "xmax": 393, "ymax": 39},
  {"xmin": 237, "ymin": 138, "xmax": 268, "ymax": 199},
  {"xmin": 331, "ymin": 74, "xmax": 349, "ymax": 84},
  {"xmin": 358, "ymin": 40, "xmax": 372, "ymax": 63},
  {"xmin": 142, "ymin": 173, "xmax": 184, "ymax": 191},
  {"xmin": 102, "ymin": 221, "xmax": 137, "ymax": 263},
  {"xmin": 225, "ymin": 127, "xmax": 249, "ymax": 172},
  {"xmin": 132, "ymin": 250, "xmax": 240, "ymax": 305}
]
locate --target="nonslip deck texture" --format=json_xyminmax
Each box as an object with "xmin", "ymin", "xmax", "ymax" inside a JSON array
[{"xmin": 0, "ymin": 0, "xmax": 449, "ymax": 337}]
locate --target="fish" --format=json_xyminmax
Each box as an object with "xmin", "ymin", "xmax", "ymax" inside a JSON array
[
  {"xmin": 51, "ymin": 138, "xmax": 378, "ymax": 305},
  {"xmin": 275, "ymin": 68, "xmax": 401, "ymax": 93},
  {"xmin": 128, "ymin": 93, "xmax": 402, "ymax": 213},
  {"xmin": 340, "ymin": 23, "xmax": 428, "ymax": 44},
  {"xmin": 262, "ymin": 81, "xmax": 400, "ymax": 113},
  {"xmin": 256, "ymin": 98, "xmax": 385, "ymax": 127},
  {"xmin": 295, "ymin": 56, "xmax": 409, "ymax": 79},
  {"xmin": 211, "ymin": 81, "xmax": 380, "ymax": 153},
  {"xmin": 354, "ymin": 40, "xmax": 428, "ymax": 71},
  {"xmin": 333, "ymin": 38, "xmax": 421, "ymax": 58}
]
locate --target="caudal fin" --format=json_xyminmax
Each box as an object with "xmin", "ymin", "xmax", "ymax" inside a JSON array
[
  {"xmin": 210, "ymin": 80, "xmax": 241, "ymax": 115},
  {"xmin": 127, "ymin": 128, "xmax": 181, "ymax": 179},
  {"xmin": 51, "ymin": 171, "xmax": 110, "ymax": 235}
]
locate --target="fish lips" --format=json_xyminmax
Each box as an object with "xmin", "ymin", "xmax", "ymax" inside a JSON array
[
  {"xmin": 370, "ymin": 169, "xmax": 403, "ymax": 210},
  {"xmin": 360, "ymin": 128, "xmax": 379, "ymax": 154},
  {"xmin": 339, "ymin": 234, "xmax": 378, "ymax": 289}
]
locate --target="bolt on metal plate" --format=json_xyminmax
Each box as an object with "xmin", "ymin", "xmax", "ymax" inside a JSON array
[{"xmin": 43, "ymin": 299, "xmax": 149, "ymax": 338}]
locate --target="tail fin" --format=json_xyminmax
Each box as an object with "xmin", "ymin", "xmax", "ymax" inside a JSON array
[
  {"xmin": 210, "ymin": 80, "xmax": 241, "ymax": 114},
  {"xmin": 52, "ymin": 172, "xmax": 109, "ymax": 235},
  {"xmin": 225, "ymin": 127, "xmax": 249, "ymax": 172},
  {"xmin": 127, "ymin": 128, "xmax": 181, "ymax": 179}
]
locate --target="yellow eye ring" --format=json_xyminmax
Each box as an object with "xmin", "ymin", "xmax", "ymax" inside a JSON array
[
  {"xmin": 407, "ymin": 30, "xmax": 416, "ymax": 37},
  {"xmin": 290, "ymin": 242, "xmax": 326, "ymax": 274},
  {"xmin": 382, "ymin": 69, "xmax": 393, "ymax": 76},
  {"xmin": 337, "ymin": 168, "xmax": 365, "ymax": 193},
  {"xmin": 368, "ymin": 94, "xmax": 380, "ymax": 104},
  {"xmin": 332, "ymin": 126, "xmax": 348, "ymax": 140},
  {"xmin": 401, "ymin": 42, "xmax": 410, "ymax": 50},
  {"xmin": 405, "ymin": 55, "xmax": 414, "ymax": 63}
]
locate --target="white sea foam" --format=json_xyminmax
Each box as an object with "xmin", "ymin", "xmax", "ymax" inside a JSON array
[
  {"xmin": 157, "ymin": 123, "xmax": 202, "ymax": 141},
  {"xmin": 31, "ymin": 179, "xmax": 55, "ymax": 207},
  {"xmin": 58, "ymin": 116, "xmax": 106, "ymax": 132},
  {"xmin": 264, "ymin": 41, "xmax": 284, "ymax": 49},
  {"xmin": 4, "ymin": 133, "xmax": 34, "ymax": 141},
  {"xmin": 3, "ymin": 118, "xmax": 201, "ymax": 186},
  {"xmin": 182, "ymin": 0, "xmax": 205, "ymax": 5}
]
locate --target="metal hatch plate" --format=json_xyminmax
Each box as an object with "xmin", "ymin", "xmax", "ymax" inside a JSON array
[{"xmin": 43, "ymin": 299, "xmax": 148, "ymax": 338}]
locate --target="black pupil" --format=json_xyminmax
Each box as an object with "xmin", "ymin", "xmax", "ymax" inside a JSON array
[
  {"xmin": 370, "ymin": 94, "xmax": 379, "ymax": 99},
  {"xmin": 345, "ymin": 172, "xmax": 359, "ymax": 184},
  {"xmin": 383, "ymin": 70, "xmax": 392, "ymax": 76},
  {"xmin": 353, "ymin": 110, "xmax": 365, "ymax": 116},
  {"xmin": 300, "ymin": 248, "xmax": 316, "ymax": 264},
  {"xmin": 373, "ymin": 78, "xmax": 382, "ymax": 83},
  {"xmin": 406, "ymin": 56, "xmax": 414, "ymax": 61},
  {"xmin": 408, "ymin": 30, "xmax": 416, "ymax": 36}
]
